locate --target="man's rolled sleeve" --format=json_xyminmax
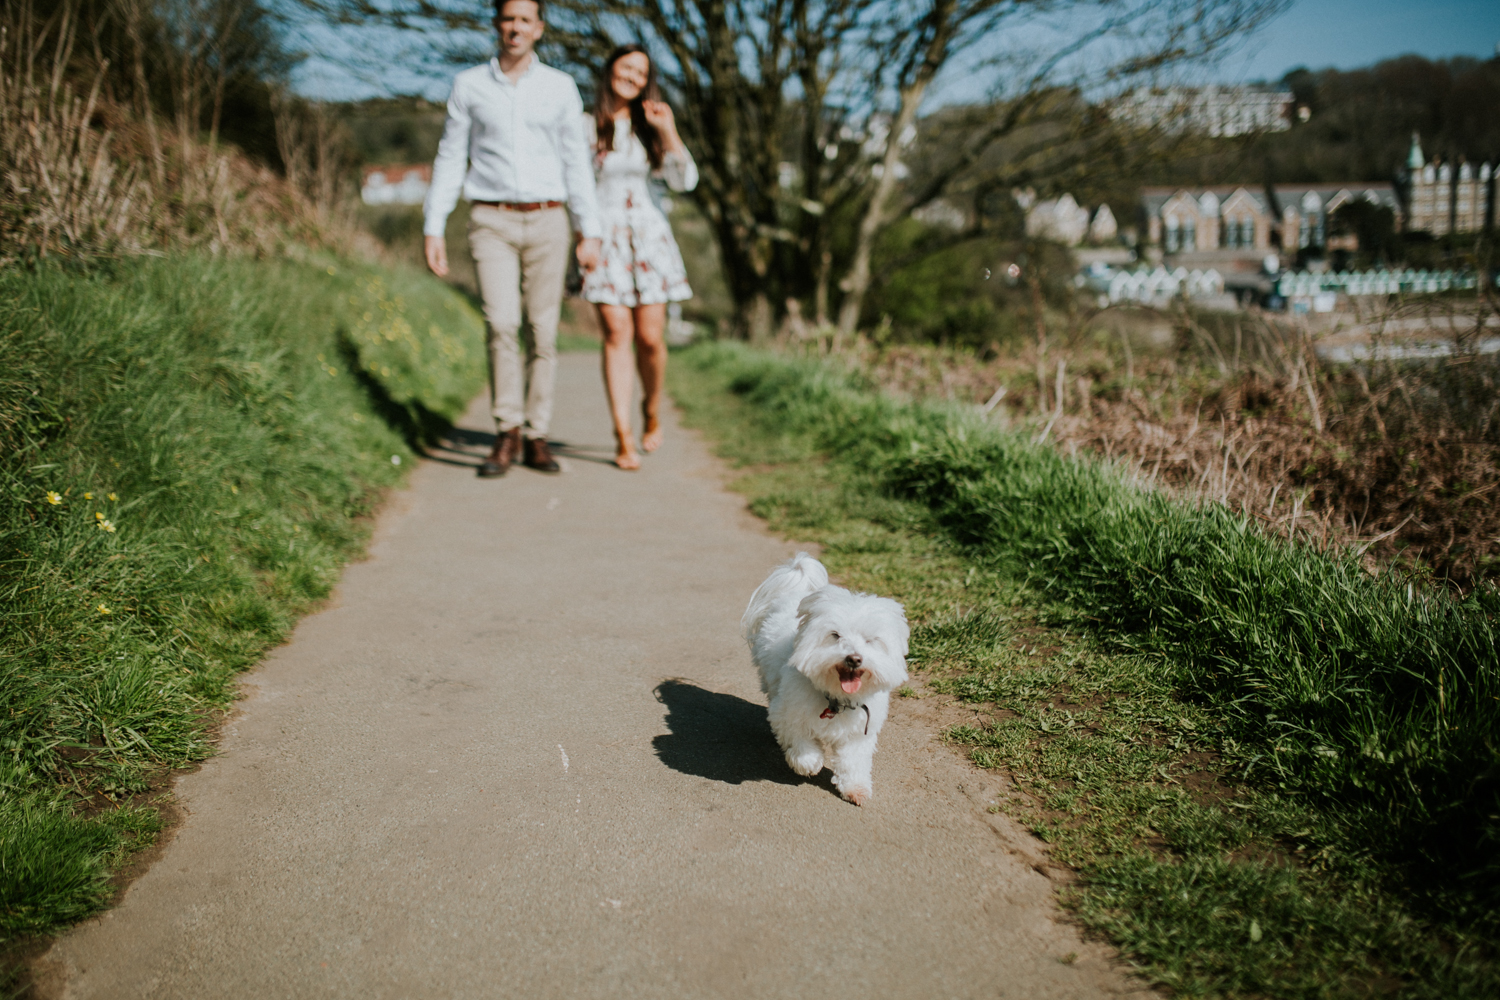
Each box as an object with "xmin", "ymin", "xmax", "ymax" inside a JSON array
[
  {"xmin": 557, "ymin": 83, "xmax": 602, "ymax": 240},
  {"xmin": 423, "ymin": 85, "xmax": 472, "ymax": 238}
]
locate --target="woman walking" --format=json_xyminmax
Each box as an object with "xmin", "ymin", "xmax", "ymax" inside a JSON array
[{"xmin": 583, "ymin": 44, "xmax": 698, "ymax": 470}]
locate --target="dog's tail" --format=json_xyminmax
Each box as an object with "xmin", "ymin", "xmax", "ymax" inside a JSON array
[{"xmin": 741, "ymin": 552, "xmax": 829, "ymax": 643}]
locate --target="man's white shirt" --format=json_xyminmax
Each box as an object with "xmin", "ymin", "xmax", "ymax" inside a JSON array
[{"xmin": 423, "ymin": 57, "xmax": 601, "ymax": 239}]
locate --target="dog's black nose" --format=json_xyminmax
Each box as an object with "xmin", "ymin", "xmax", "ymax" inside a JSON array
[{"xmin": 844, "ymin": 653, "xmax": 863, "ymax": 669}]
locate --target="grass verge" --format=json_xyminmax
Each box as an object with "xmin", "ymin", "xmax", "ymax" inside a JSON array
[
  {"xmin": 0, "ymin": 252, "xmax": 485, "ymax": 943},
  {"xmin": 668, "ymin": 340, "xmax": 1499, "ymax": 998}
]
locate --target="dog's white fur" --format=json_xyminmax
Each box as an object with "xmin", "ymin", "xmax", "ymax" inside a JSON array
[{"xmin": 742, "ymin": 553, "xmax": 909, "ymax": 805}]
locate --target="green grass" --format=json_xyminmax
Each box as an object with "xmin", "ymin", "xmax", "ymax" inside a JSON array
[
  {"xmin": 669, "ymin": 340, "xmax": 1500, "ymax": 997},
  {"xmin": 338, "ymin": 264, "xmax": 488, "ymax": 429},
  {"xmin": 0, "ymin": 252, "xmax": 486, "ymax": 940}
]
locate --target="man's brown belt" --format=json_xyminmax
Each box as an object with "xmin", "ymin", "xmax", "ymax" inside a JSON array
[{"xmin": 472, "ymin": 200, "xmax": 565, "ymax": 212}]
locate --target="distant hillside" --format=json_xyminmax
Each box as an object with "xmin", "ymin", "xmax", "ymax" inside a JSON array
[{"xmin": 1143, "ymin": 54, "xmax": 1500, "ymax": 191}]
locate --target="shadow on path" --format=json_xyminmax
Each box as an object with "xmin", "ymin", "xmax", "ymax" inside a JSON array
[
  {"xmin": 336, "ymin": 330, "xmax": 451, "ymax": 450},
  {"xmin": 652, "ymin": 679, "xmax": 836, "ymax": 795},
  {"xmin": 552, "ymin": 440, "xmax": 620, "ymax": 468},
  {"xmin": 421, "ymin": 426, "xmax": 491, "ymax": 470},
  {"xmin": 424, "ymin": 426, "xmax": 618, "ymax": 471},
  {"xmin": 445, "ymin": 426, "xmax": 495, "ymax": 451}
]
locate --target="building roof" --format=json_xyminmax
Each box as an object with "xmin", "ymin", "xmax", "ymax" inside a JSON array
[
  {"xmin": 361, "ymin": 164, "xmax": 432, "ymax": 184},
  {"xmin": 1141, "ymin": 183, "xmax": 1397, "ymax": 216},
  {"xmin": 1140, "ymin": 185, "xmax": 1268, "ymax": 214},
  {"xmin": 1270, "ymin": 184, "xmax": 1399, "ymax": 215}
]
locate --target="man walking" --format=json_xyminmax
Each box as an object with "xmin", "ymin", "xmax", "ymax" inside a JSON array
[{"xmin": 424, "ymin": 0, "xmax": 601, "ymax": 476}]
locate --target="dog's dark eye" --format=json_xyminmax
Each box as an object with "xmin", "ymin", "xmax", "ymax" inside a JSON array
[{"xmin": 829, "ymin": 631, "xmax": 840, "ymax": 641}]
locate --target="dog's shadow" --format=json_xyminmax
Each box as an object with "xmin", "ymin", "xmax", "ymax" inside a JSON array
[{"xmin": 652, "ymin": 679, "xmax": 838, "ymax": 794}]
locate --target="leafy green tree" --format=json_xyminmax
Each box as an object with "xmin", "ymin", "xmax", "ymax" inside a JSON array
[{"xmin": 1329, "ymin": 200, "xmax": 1397, "ymax": 268}]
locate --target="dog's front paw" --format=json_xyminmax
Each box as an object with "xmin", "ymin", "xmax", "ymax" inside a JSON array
[
  {"xmin": 786, "ymin": 745, "xmax": 825, "ymax": 776},
  {"xmin": 841, "ymin": 785, "xmax": 871, "ymax": 806},
  {"xmin": 833, "ymin": 771, "xmax": 872, "ymax": 805}
]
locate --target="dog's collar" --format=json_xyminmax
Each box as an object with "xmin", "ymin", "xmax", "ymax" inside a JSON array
[{"xmin": 820, "ymin": 697, "xmax": 871, "ymax": 735}]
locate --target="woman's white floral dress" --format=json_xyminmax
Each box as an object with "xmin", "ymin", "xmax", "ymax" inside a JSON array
[{"xmin": 581, "ymin": 116, "xmax": 698, "ymax": 307}]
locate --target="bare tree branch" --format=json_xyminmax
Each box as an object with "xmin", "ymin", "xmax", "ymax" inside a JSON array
[{"xmin": 300, "ymin": 0, "xmax": 1289, "ymax": 337}]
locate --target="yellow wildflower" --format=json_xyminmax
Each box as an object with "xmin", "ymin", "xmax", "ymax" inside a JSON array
[
  {"xmin": 97, "ymin": 519, "xmax": 116, "ymax": 533},
  {"xmin": 83, "ymin": 492, "xmax": 93, "ymax": 500},
  {"xmin": 95, "ymin": 512, "xmax": 104, "ymax": 520},
  {"xmin": 107, "ymin": 493, "xmax": 118, "ymax": 501},
  {"xmin": 45, "ymin": 491, "xmax": 62, "ymax": 505},
  {"xmin": 97, "ymin": 604, "xmax": 111, "ymax": 615}
]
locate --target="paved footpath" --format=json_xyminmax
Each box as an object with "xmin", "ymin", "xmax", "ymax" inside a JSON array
[{"xmin": 41, "ymin": 353, "xmax": 1146, "ymax": 1000}]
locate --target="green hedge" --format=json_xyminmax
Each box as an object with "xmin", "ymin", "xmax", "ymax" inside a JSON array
[
  {"xmin": 0, "ymin": 253, "xmax": 485, "ymax": 937},
  {"xmin": 682, "ymin": 341, "xmax": 1500, "ymax": 911}
]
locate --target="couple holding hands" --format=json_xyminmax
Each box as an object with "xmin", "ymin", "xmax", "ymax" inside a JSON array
[{"xmin": 423, "ymin": 0, "xmax": 696, "ymax": 474}]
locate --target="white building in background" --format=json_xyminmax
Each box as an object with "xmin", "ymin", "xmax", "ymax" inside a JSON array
[
  {"xmin": 1088, "ymin": 204, "xmax": 1118, "ymax": 243},
  {"xmin": 361, "ymin": 164, "xmax": 431, "ymax": 206},
  {"xmin": 1080, "ymin": 263, "xmax": 1225, "ymax": 304},
  {"xmin": 1017, "ymin": 190, "xmax": 1119, "ymax": 246},
  {"xmin": 1025, "ymin": 193, "xmax": 1092, "ymax": 244},
  {"xmin": 1403, "ymin": 134, "xmax": 1496, "ymax": 235},
  {"xmin": 912, "ymin": 198, "xmax": 968, "ymax": 230},
  {"xmin": 1113, "ymin": 85, "xmax": 1294, "ymax": 137}
]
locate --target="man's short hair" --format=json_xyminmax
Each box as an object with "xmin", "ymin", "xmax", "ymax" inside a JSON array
[{"xmin": 495, "ymin": 0, "xmax": 543, "ymax": 18}]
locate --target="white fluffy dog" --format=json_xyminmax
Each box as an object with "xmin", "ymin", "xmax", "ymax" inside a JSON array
[{"xmin": 742, "ymin": 553, "xmax": 909, "ymax": 805}]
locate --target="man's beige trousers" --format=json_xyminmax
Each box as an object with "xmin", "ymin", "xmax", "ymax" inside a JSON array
[{"xmin": 467, "ymin": 204, "xmax": 571, "ymax": 438}]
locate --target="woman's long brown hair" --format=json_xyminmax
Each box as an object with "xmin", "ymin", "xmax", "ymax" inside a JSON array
[{"xmin": 594, "ymin": 44, "xmax": 664, "ymax": 170}]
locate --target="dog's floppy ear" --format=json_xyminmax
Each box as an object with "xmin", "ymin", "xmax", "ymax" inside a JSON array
[
  {"xmin": 794, "ymin": 589, "xmax": 822, "ymax": 627},
  {"xmin": 742, "ymin": 553, "xmax": 829, "ymax": 642},
  {"xmin": 870, "ymin": 596, "xmax": 910, "ymax": 656},
  {"xmin": 795, "ymin": 587, "xmax": 847, "ymax": 636},
  {"xmin": 788, "ymin": 589, "xmax": 836, "ymax": 677}
]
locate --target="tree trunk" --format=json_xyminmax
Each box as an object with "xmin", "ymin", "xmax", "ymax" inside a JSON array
[
  {"xmin": 835, "ymin": 77, "xmax": 931, "ymax": 338},
  {"xmin": 746, "ymin": 291, "xmax": 774, "ymax": 344},
  {"xmin": 834, "ymin": 0, "xmax": 959, "ymax": 339},
  {"xmin": 814, "ymin": 249, "xmax": 831, "ymax": 326}
]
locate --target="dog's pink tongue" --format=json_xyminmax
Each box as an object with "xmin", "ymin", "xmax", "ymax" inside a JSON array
[{"xmin": 841, "ymin": 676, "xmax": 863, "ymax": 694}]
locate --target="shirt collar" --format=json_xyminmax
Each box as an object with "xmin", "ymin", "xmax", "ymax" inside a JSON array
[{"xmin": 489, "ymin": 54, "xmax": 543, "ymax": 85}]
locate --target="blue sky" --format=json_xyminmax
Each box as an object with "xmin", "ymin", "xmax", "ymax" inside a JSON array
[
  {"xmin": 1220, "ymin": 0, "xmax": 1500, "ymax": 83},
  {"xmin": 290, "ymin": 0, "xmax": 1500, "ymax": 101}
]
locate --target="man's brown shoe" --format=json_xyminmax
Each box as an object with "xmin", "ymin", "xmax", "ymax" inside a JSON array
[
  {"xmin": 523, "ymin": 436, "xmax": 560, "ymax": 473},
  {"xmin": 479, "ymin": 427, "xmax": 521, "ymax": 477}
]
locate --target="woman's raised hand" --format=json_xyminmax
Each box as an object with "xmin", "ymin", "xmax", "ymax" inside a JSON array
[
  {"xmin": 642, "ymin": 100, "xmax": 684, "ymax": 150},
  {"xmin": 641, "ymin": 100, "xmax": 673, "ymax": 130}
]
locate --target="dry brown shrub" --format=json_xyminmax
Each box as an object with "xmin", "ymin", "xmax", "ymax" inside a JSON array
[
  {"xmin": 0, "ymin": 0, "xmax": 360, "ymax": 265},
  {"xmin": 840, "ymin": 301, "xmax": 1500, "ymax": 589}
]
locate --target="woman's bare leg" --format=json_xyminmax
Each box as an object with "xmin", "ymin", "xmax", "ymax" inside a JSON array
[
  {"xmin": 597, "ymin": 304, "xmax": 641, "ymax": 469},
  {"xmin": 633, "ymin": 303, "xmax": 668, "ymax": 453}
]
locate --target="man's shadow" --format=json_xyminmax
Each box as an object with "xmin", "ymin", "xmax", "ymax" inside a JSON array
[
  {"xmin": 426, "ymin": 427, "xmax": 618, "ymax": 470},
  {"xmin": 651, "ymin": 679, "xmax": 837, "ymax": 794},
  {"xmin": 423, "ymin": 426, "xmax": 492, "ymax": 469}
]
